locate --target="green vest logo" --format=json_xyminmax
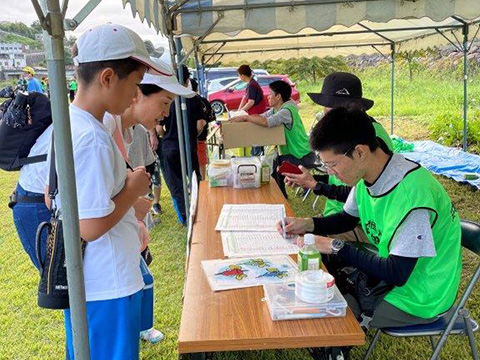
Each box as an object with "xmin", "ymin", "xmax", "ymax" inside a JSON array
[{"xmin": 364, "ymin": 220, "xmax": 382, "ymax": 244}]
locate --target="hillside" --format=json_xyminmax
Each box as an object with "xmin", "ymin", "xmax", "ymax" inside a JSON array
[{"xmin": 0, "ymin": 29, "xmax": 42, "ymax": 48}]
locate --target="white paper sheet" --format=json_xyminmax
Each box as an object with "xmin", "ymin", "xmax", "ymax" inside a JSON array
[
  {"xmin": 221, "ymin": 231, "xmax": 298, "ymax": 258},
  {"xmin": 215, "ymin": 204, "xmax": 285, "ymax": 232},
  {"xmin": 202, "ymin": 255, "xmax": 298, "ymax": 291}
]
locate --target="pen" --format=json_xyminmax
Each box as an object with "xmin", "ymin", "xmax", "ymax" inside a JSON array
[{"xmin": 282, "ymin": 207, "xmax": 287, "ymax": 239}]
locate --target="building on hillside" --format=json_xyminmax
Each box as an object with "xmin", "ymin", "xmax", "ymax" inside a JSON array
[{"xmin": 0, "ymin": 43, "xmax": 27, "ymax": 69}]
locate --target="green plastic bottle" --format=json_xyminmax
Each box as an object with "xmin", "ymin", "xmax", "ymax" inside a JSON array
[{"xmin": 298, "ymin": 234, "xmax": 321, "ymax": 272}]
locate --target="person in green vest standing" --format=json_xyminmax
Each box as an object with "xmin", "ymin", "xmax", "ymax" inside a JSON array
[
  {"xmin": 229, "ymin": 80, "xmax": 315, "ymax": 197},
  {"xmin": 278, "ymin": 107, "xmax": 461, "ymax": 333},
  {"xmin": 283, "ymin": 72, "xmax": 393, "ymax": 242}
]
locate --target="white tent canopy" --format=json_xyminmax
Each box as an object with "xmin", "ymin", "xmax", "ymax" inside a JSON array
[
  {"xmin": 124, "ymin": 0, "xmax": 480, "ymax": 62},
  {"xmin": 182, "ymin": 18, "xmax": 480, "ymax": 63}
]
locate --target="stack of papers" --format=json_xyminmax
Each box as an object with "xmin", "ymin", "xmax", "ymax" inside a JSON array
[{"xmin": 215, "ymin": 204, "xmax": 298, "ymax": 258}]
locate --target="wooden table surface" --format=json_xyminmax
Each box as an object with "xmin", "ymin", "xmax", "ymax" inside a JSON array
[{"xmin": 178, "ymin": 181, "xmax": 365, "ymax": 354}]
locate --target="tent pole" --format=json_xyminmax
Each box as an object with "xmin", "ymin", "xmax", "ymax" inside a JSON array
[
  {"xmin": 39, "ymin": 0, "xmax": 90, "ymax": 359},
  {"xmin": 462, "ymin": 24, "xmax": 468, "ymax": 152},
  {"xmin": 175, "ymin": 37, "xmax": 193, "ymax": 180},
  {"xmin": 166, "ymin": 32, "xmax": 190, "ymax": 222},
  {"xmin": 390, "ymin": 44, "xmax": 395, "ymax": 135},
  {"xmin": 194, "ymin": 47, "xmax": 206, "ymax": 97}
]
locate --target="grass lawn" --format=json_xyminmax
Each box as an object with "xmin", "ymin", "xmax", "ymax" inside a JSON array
[{"xmin": 1, "ymin": 69, "xmax": 480, "ymax": 359}]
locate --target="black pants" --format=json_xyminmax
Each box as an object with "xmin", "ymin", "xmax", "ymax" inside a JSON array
[
  {"xmin": 273, "ymin": 152, "xmax": 316, "ymax": 198},
  {"xmin": 162, "ymin": 147, "xmax": 200, "ymax": 224}
]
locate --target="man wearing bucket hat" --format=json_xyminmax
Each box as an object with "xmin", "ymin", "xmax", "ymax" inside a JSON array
[
  {"xmin": 283, "ymin": 72, "xmax": 393, "ymax": 242},
  {"xmin": 22, "ymin": 66, "xmax": 44, "ymax": 93}
]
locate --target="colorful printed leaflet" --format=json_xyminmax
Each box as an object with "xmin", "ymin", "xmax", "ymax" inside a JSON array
[
  {"xmin": 221, "ymin": 231, "xmax": 298, "ymax": 258},
  {"xmin": 202, "ymin": 255, "xmax": 298, "ymax": 291},
  {"xmin": 215, "ymin": 204, "xmax": 285, "ymax": 232}
]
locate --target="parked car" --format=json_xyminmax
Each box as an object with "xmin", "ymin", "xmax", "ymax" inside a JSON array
[
  {"xmin": 207, "ymin": 76, "xmax": 238, "ymax": 94},
  {"xmin": 202, "ymin": 68, "xmax": 269, "ymax": 95},
  {"xmin": 208, "ymin": 75, "xmax": 300, "ymax": 115},
  {"xmin": 204, "ymin": 67, "xmax": 269, "ymax": 82}
]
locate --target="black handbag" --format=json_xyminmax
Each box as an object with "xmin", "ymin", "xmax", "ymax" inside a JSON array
[
  {"xmin": 36, "ymin": 137, "xmax": 86, "ymax": 310},
  {"xmin": 338, "ymin": 266, "xmax": 393, "ymax": 317}
]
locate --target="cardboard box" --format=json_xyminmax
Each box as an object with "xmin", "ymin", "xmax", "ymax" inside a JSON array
[{"xmin": 220, "ymin": 122, "xmax": 286, "ymax": 149}]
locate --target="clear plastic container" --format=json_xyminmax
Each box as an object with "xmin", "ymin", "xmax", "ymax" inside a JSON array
[
  {"xmin": 208, "ymin": 160, "xmax": 232, "ymax": 187},
  {"xmin": 231, "ymin": 157, "xmax": 261, "ymax": 189},
  {"xmin": 262, "ymin": 282, "xmax": 347, "ymax": 321}
]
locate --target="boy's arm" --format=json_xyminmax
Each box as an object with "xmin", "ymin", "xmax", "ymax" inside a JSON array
[{"xmin": 79, "ymin": 168, "xmax": 150, "ymax": 241}]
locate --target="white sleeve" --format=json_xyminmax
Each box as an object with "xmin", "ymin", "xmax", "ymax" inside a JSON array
[
  {"xmin": 343, "ymin": 186, "xmax": 359, "ymax": 217},
  {"xmin": 74, "ymin": 144, "xmax": 116, "ymax": 220},
  {"xmin": 102, "ymin": 113, "xmax": 117, "ymax": 136},
  {"xmin": 389, "ymin": 209, "xmax": 436, "ymax": 258}
]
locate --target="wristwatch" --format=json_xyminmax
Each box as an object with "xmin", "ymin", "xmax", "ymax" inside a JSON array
[{"xmin": 330, "ymin": 239, "xmax": 345, "ymax": 255}]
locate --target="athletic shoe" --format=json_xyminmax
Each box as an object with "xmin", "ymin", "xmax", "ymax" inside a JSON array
[
  {"xmin": 152, "ymin": 203, "xmax": 162, "ymax": 215},
  {"xmin": 140, "ymin": 328, "xmax": 165, "ymax": 344}
]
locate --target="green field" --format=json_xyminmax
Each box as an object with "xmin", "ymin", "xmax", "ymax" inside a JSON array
[{"xmin": 1, "ymin": 66, "xmax": 479, "ymax": 359}]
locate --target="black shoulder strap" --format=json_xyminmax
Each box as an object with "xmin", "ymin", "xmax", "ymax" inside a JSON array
[
  {"xmin": 18, "ymin": 154, "xmax": 48, "ymax": 166},
  {"xmin": 48, "ymin": 134, "xmax": 58, "ymax": 202}
]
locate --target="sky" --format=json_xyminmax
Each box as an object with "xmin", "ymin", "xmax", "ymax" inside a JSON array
[{"xmin": 0, "ymin": 0, "xmax": 170, "ymax": 49}]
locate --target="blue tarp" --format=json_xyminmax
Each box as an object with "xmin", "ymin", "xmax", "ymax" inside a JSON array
[{"xmin": 402, "ymin": 140, "xmax": 480, "ymax": 189}]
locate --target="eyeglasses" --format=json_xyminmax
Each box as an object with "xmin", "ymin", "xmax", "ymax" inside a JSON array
[{"xmin": 319, "ymin": 146, "xmax": 354, "ymax": 170}]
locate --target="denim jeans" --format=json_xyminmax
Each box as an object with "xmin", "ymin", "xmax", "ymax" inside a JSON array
[{"xmin": 12, "ymin": 183, "xmax": 50, "ymax": 271}]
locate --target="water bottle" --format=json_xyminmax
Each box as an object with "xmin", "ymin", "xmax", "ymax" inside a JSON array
[
  {"xmin": 298, "ymin": 234, "xmax": 321, "ymax": 272},
  {"xmin": 260, "ymin": 155, "xmax": 270, "ymax": 184}
]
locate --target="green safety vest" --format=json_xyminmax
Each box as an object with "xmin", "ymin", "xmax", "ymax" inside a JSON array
[
  {"xmin": 275, "ymin": 103, "xmax": 311, "ymax": 159},
  {"xmin": 322, "ymin": 119, "xmax": 393, "ymax": 216},
  {"xmin": 322, "ymin": 175, "xmax": 345, "ymax": 216},
  {"xmin": 356, "ymin": 164, "xmax": 462, "ymax": 318}
]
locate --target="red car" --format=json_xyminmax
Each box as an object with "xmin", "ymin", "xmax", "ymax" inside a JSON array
[{"xmin": 207, "ymin": 75, "xmax": 300, "ymax": 115}]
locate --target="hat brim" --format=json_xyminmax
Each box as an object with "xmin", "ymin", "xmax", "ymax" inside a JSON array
[
  {"xmin": 161, "ymin": 83, "xmax": 196, "ymax": 98},
  {"xmin": 140, "ymin": 73, "xmax": 196, "ymax": 98},
  {"xmin": 132, "ymin": 55, "xmax": 174, "ymax": 77},
  {"xmin": 308, "ymin": 92, "xmax": 374, "ymax": 111}
]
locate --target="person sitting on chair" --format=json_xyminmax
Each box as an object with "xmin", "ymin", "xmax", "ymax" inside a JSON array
[
  {"xmin": 283, "ymin": 72, "xmax": 393, "ymax": 242},
  {"xmin": 278, "ymin": 107, "xmax": 461, "ymax": 331}
]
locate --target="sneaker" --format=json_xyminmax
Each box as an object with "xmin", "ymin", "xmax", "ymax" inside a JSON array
[
  {"xmin": 140, "ymin": 328, "xmax": 165, "ymax": 344},
  {"xmin": 146, "ymin": 192, "xmax": 154, "ymax": 201},
  {"xmin": 152, "ymin": 203, "xmax": 162, "ymax": 215}
]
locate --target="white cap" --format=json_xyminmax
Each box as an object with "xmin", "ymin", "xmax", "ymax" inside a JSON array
[
  {"xmin": 140, "ymin": 59, "xmax": 196, "ymax": 98},
  {"xmin": 73, "ymin": 23, "xmax": 171, "ymax": 76},
  {"xmin": 304, "ymin": 234, "xmax": 315, "ymax": 245}
]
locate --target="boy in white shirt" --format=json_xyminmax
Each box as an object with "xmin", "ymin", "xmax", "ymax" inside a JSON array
[
  {"xmin": 102, "ymin": 68, "xmax": 195, "ymax": 344},
  {"xmin": 54, "ymin": 24, "xmax": 168, "ymax": 360}
]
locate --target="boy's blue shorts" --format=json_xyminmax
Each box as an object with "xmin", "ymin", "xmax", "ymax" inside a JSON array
[
  {"xmin": 64, "ymin": 290, "xmax": 142, "ymax": 360},
  {"xmin": 140, "ymin": 257, "xmax": 154, "ymax": 331}
]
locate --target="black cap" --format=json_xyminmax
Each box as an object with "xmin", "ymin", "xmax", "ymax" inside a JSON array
[{"xmin": 307, "ymin": 72, "xmax": 374, "ymax": 111}]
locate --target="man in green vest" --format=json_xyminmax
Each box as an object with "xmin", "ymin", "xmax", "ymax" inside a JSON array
[
  {"xmin": 284, "ymin": 72, "xmax": 393, "ymax": 242},
  {"xmin": 230, "ymin": 80, "xmax": 315, "ymax": 197},
  {"xmin": 279, "ymin": 107, "xmax": 462, "ymax": 330}
]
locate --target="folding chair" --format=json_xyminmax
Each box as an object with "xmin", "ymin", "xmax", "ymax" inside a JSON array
[{"xmin": 363, "ymin": 219, "xmax": 480, "ymax": 360}]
